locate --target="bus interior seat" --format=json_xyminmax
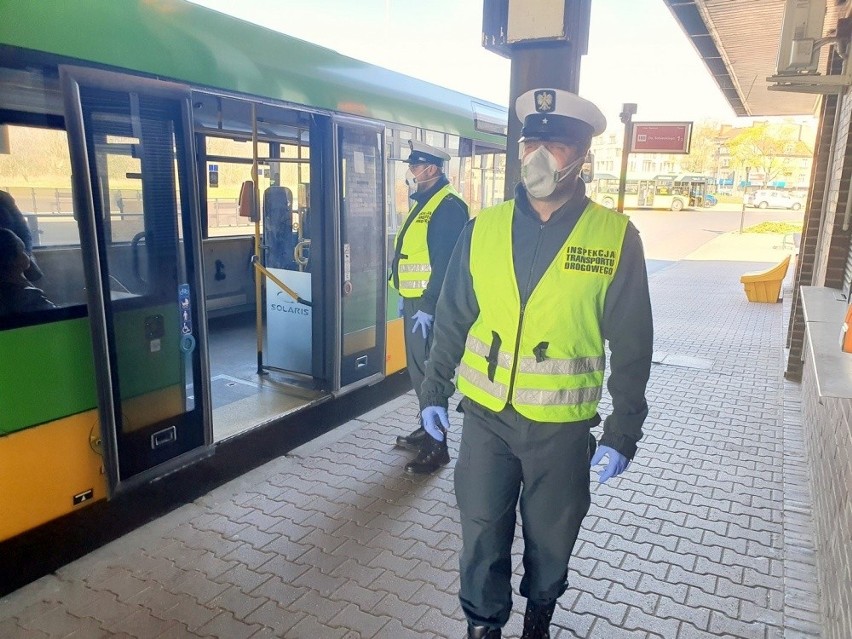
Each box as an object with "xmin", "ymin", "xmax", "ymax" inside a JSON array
[{"xmin": 263, "ymin": 186, "xmax": 297, "ymax": 270}]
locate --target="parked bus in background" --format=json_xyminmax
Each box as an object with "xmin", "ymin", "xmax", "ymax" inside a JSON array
[
  {"xmin": 589, "ymin": 173, "xmax": 718, "ymax": 211},
  {"xmin": 654, "ymin": 174, "xmax": 718, "ymax": 208},
  {"xmin": 590, "ymin": 175, "xmax": 691, "ymax": 211}
]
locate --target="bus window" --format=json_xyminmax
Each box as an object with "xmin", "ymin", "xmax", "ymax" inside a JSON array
[
  {"xmin": 203, "ymin": 137, "xmax": 267, "ymax": 238},
  {"xmin": 468, "ymin": 148, "xmax": 506, "ymax": 215},
  {"xmin": 0, "ymin": 122, "xmax": 88, "ymax": 315},
  {"xmin": 423, "ymin": 130, "xmax": 445, "ymax": 149}
]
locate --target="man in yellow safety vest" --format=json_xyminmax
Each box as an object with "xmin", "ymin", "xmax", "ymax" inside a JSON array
[
  {"xmin": 418, "ymin": 89, "xmax": 653, "ymax": 638},
  {"xmin": 389, "ymin": 140, "xmax": 469, "ymax": 474}
]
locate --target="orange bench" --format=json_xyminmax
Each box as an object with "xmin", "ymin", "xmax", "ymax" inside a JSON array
[{"xmin": 740, "ymin": 255, "xmax": 791, "ymax": 303}]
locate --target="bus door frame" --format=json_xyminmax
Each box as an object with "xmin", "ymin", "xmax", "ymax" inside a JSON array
[
  {"xmin": 60, "ymin": 66, "xmax": 213, "ymax": 496},
  {"xmin": 327, "ymin": 115, "xmax": 388, "ymax": 394}
]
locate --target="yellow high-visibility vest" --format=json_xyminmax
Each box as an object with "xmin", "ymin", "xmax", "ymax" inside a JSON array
[
  {"xmin": 457, "ymin": 199, "xmax": 628, "ymax": 422},
  {"xmin": 392, "ymin": 183, "xmax": 460, "ymax": 298}
]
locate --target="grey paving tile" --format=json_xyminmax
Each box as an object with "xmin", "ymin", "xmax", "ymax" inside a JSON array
[
  {"xmin": 221, "ymin": 543, "xmax": 277, "ymax": 571},
  {"xmin": 213, "ymin": 562, "xmax": 274, "ymax": 594},
  {"xmin": 14, "ymin": 605, "xmax": 81, "ymax": 638},
  {"xmin": 60, "ymin": 616, "xmax": 114, "ymax": 638},
  {"xmin": 63, "ymin": 590, "xmax": 139, "ymax": 627},
  {"xmin": 329, "ymin": 602, "xmax": 393, "ymax": 637},
  {"xmin": 167, "ymin": 569, "xmax": 229, "ymax": 605},
  {"xmin": 373, "ymin": 619, "xmax": 434, "ymax": 639},
  {"xmin": 242, "ymin": 600, "xmax": 305, "ymax": 636},
  {"xmin": 286, "ymin": 614, "xmax": 350, "ymax": 639},
  {"xmin": 0, "ymin": 260, "xmax": 831, "ymax": 639},
  {"xmin": 166, "ymin": 545, "xmax": 238, "ymax": 580},
  {"xmin": 207, "ymin": 585, "xmax": 268, "ymax": 621},
  {"xmin": 327, "ymin": 579, "xmax": 387, "ymax": 611},
  {"xmin": 707, "ymin": 610, "xmax": 768, "ymax": 639},
  {"xmin": 150, "ymin": 621, "xmax": 207, "ymax": 638},
  {"xmin": 104, "ymin": 608, "xmax": 177, "ymax": 639},
  {"xmin": 154, "ymin": 592, "xmax": 220, "ymax": 631},
  {"xmin": 196, "ymin": 611, "xmax": 262, "ymax": 639}
]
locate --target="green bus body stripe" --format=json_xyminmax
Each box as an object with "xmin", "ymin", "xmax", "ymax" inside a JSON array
[
  {"xmin": 0, "ymin": 304, "xmax": 184, "ymax": 436},
  {"xmin": 0, "ymin": 319, "xmax": 97, "ymax": 435},
  {"xmin": 0, "ymin": 0, "xmax": 505, "ymax": 145}
]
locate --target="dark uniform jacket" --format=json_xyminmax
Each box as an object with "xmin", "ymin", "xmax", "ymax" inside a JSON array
[
  {"xmin": 391, "ymin": 175, "xmax": 468, "ymax": 316},
  {"xmin": 0, "ymin": 282, "xmax": 55, "ymax": 315},
  {"xmin": 419, "ymin": 180, "xmax": 653, "ymax": 460}
]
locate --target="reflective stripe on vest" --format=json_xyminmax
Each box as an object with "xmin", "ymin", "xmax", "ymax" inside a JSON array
[
  {"xmin": 392, "ymin": 183, "xmax": 460, "ymax": 298},
  {"xmin": 456, "ymin": 199, "xmax": 628, "ymax": 422}
]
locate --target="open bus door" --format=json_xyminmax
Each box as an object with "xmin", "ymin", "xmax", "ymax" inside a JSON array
[
  {"xmin": 61, "ymin": 67, "xmax": 212, "ymax": 495},
  {"xmin": 332, "ymin": 118, "xmax": 387, "ymax": 391}
]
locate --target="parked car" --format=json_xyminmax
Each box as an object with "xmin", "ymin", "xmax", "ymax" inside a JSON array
[{"xmin": 746, "ymin": 189, "xmax": 803, "ymax": 210}]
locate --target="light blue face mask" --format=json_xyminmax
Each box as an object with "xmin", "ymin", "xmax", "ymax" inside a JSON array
[{"xmin": 521, "ymin": 147, "xmax": 584, "ymax": 199}]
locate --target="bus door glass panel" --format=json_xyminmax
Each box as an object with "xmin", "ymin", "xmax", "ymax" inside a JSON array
[
  {"xmin": 263, "ymin": 134, "xmax": 313, "ymax": 375},
  {"xmin": 336, "ymin": 121, "xmax": 386, "ymax": 387},
  {"xmin": 637, "ymin": 179, "xmax": 654, "ymax": 207},
  {"xmin": 69, "ymin": 80, "xmax": 208, "ymax": 486},
  {"xmin": 202, "ymin": 136, "xmax": 263, "ymax": 238}
]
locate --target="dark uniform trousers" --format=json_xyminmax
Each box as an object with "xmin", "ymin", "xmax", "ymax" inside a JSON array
[
  {"xmin": 454, "ymin": 398, "xmax": 594, "ymax": 628},
  {"xmin": 402, "ymin": 296, "xmax": 431, "ymax": 401}
]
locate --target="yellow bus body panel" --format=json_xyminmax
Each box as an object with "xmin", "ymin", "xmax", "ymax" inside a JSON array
[
  {"xmin": 385, "ymin": 317, "xmax": 406, "ymax": 375},
  {"xmin": 0, "ymin": 410, "xmax": 106, "ymax": 542}
]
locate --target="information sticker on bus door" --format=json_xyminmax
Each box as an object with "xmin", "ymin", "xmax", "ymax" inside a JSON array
[{"xmin": 178, "ymin": 283, "xmax": 195, "ymax": 353}]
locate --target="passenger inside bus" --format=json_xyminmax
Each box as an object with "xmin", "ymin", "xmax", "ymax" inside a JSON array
[
  {"xmin": 0, "ymin": 190, "xmax": 43, "ymax": 282},
  {"xmin": 0, "ymin": 228, "xmax": 55, "ymax": 316}
]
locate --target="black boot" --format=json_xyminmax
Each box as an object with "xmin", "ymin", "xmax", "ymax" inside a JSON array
[
  {"xmin": 521, "ymin": 601, "xmax": 556, "ymax": 639},
  {"xmin": 395, "ymin": 426, "xmax": 429, "ymax": 451},
  {"xmin": 404, "ymin": 435, "xmax": 449, "ymax": 474},
  {"xmin": 467, "ymin": 624, "xmax": 501, "ymax": 638}
]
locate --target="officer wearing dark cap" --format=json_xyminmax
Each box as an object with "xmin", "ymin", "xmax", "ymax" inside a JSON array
[
  {"xmin": 417, "ymin": 89, "xmax": 653, "ymax": 638},
  {"xmin": 389, "ymin": 139, "xmax": 469, "ymax": 474}
]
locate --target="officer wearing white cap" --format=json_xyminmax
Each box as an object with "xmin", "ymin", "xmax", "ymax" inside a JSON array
[
  {"xmin": 389, "ymin": 139, "xmax": 469, "ymax": 474},
  {"xmin": 417, "ymin": 89, "xmax": 653, "ymax": 638}
]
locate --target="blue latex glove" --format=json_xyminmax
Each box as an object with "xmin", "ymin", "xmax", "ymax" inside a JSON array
[
  {"xmin": 411, "ymin": 310, "xmax": 434, "ymax": 339},
  {"xmin": 421, "ymin": 406, "xmax": 449, "ymax": 441},
  {"xmin": 397, "ymin": 297, "xmax": 404, "ymax": 318},
  {"xmin": 590, "ymin": 445, "xmax": 629, "ymax": 483}
]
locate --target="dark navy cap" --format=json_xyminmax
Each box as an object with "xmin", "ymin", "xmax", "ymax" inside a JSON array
[
  {"xmin": 405, "ymin": 140, "xmax": 451, "ymax": 166},
  {"xmin": 516, "ymin": 88, "xmax": 607, "ymax": 144}
]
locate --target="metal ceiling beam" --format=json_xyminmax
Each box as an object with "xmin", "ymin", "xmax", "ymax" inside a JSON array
[{"xmin": 663, "ymin": 0, "xmax": 826, "ymax": 117}]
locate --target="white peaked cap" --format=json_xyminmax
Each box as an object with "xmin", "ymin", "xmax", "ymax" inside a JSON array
[
  {"xmin": 406, "ymin": 140, "xmax": 451, "ymax": 165},
  {"xmin": 516, "ymin": 88, "xmax": 607, "ymax": 141}
]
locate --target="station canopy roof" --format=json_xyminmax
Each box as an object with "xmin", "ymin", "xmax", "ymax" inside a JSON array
[{"xmin": 663, "ymin": 0, "xmax": 845, "ymax": 117}]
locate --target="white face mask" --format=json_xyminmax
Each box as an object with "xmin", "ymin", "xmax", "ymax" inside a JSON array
[
  {"xmin": 521, "ymin": 147, "xmax": 584, "ymax": 199},
  {"xmin": 405, "ymin": 166, "xmax": 429, "ymax": 188}
]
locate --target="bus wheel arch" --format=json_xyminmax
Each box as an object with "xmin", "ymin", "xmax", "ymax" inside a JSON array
[
  {"xmin": 671, "ymin": 198, "xmax": 684, "ymax": 211},
  {"xmin": 603, "ymin": 196, "xmax": 615, "ymax": 208}
]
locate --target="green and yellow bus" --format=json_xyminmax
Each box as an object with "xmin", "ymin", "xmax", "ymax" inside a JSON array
[
  {"xmin": 590, "ymin": 174, "xmax": 716, "ymax": 211},
  {"xmin": 0, "ymin": 0, "xmax": 508, "ymax": 541}
]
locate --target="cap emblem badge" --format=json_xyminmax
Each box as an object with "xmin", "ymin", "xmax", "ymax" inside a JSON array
[{"xmin": 534, "ymin": 90, "xmax": 555, "ymax": 113}]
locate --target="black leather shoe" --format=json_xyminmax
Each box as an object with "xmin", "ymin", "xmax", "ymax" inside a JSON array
[
  {"xmin": 404, "ymin": 437, "xmax": 449, "ymax": 474},
  {"xmin": 395, "ymin": 426, "xmax": 429, "ymax": 451},
  {"xmin": 467, "ymin": 624, "xmax": 501, "ymax": 638},
  {"xmin": 521, "ymin": 601, "xmax": 556, "ymax": 639}
]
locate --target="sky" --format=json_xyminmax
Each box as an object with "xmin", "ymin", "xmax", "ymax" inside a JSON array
[{"xmin": 186, "ymin": 0, "xmax": 769, "ymax": 133}]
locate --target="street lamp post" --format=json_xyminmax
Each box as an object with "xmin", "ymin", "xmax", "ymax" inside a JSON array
[{"xmin": 617, "ymin": 103, "xmax": 637, "ymax": 213}]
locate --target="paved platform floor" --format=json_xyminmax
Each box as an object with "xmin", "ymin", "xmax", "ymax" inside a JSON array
[{"xmin": 0, "ymin": 236, "xmax": 823, "ymax": 638}]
